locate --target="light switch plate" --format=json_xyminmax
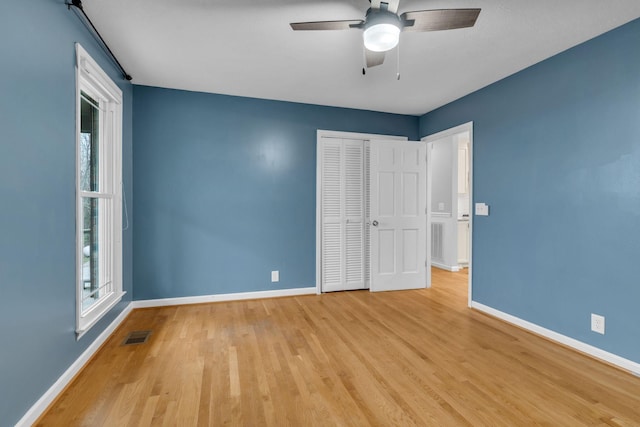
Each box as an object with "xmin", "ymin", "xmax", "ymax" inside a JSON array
[
  {"xmin": 271, "ymin": 270, "xmax": 279, "ymax": 282},
  {"xmin": 475, "ymin": 203, "xmax": 489, "ymax": 216}
]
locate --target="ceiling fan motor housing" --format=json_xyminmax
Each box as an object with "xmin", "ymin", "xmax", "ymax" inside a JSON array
[{"xmin": 363, "ymin": 8, "xmax": 402, "ymax": 52}]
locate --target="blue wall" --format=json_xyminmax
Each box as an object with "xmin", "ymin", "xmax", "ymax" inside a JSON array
[
  {"xmin": 420, "ymin": 18, "xmax": 640, "ymax": 363},
  {"xmin": 0, "ymin": 1, "xmax": 133, "ymax": 425},
  {"xmin": 3, "ymin": 1, "xmax": 637, "ymax": 423},
  {"xmin": 133, "ymin": 86, "xmax": 418, "ymax": 300}
]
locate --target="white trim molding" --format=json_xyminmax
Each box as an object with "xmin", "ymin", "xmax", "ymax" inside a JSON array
[
  {"xmin": 316, "ymin": 130, "xmax": 409, "ymax": 142},
  {"xmin": 132, "ymin": 287, "xmax": 317, "ymax": 309},
  {"xmin": 17, "ymin": 303, "xmax": 133, "ymax": 427},
  {"xmin": 431, "ymin": 262, "xmax": 461, "ymax": 272},
  {"xmin": 471, "ymin": 301, "xmax": 640, "ymax": 376}
]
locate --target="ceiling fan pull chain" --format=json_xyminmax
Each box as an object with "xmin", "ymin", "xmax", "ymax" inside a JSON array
[
  {"xmin": 362, "ymin": 46, "xmax": 366, "ymax": 75},
  {"xmin": 396, "ymin": 37, "xmax": 401, "ymax": 80}
]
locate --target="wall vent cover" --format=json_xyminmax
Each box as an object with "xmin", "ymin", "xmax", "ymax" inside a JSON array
[
  {"xmin": 122, "ymin": 330, "xmax": 152, "ymax": 346},
  {"xmin": 431, "ymin": 223, "xmax": 444, "ymax": 262}
]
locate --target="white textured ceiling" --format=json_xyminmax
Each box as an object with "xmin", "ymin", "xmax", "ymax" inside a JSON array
[{"xmin": 82, "ymin": 0, "xmax": 640, "ymax": 115}]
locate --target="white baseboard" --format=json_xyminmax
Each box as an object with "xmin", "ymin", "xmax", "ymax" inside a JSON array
[
  {"xmin": 471, "ymin": 301, "xmax": 640, "ymax": 376},
  {"xmin": 432, "ymin": 261, "xmax": 460, "ymax": 272},
  {"xmin": 131, "ymin": 287, "xmax": 317, "ymax": 309},
  {"xmin": 16, "ymin": 303, "xmax": 133, "ymax": 427}
]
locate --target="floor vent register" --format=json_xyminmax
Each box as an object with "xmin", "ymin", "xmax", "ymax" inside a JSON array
[{"xmin": 122, "ymin": 330, "xmax": 152, "ymax": 346}]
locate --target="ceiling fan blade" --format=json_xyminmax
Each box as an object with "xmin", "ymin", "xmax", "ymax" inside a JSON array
[
  {"xmin": 365, "ymin": 48, "xmax": 385, "ymax": 68},
  {"xmin": 371, "ymin": 0, "xmax": 400, "ymax": 13},
  {"xmin": 401, "ymin": 9, "xmax": 481, "ymax": 32},
  {"xmin": 290, "ymin": 20, "xmax": 364, "ymax": 31}
]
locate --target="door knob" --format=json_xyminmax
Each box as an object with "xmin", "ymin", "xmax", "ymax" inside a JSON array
[{"xmin": 372, "ymin": 220, "xmax": 379, "ymax": 227}]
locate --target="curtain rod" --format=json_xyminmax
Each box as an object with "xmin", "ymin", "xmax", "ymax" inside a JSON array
[{"xmin": 66, "ymin": 0, "xmax": 132, "ymax": 81}]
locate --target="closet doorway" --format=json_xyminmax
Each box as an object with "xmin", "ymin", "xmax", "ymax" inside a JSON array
[{"xmin": 316, "ymin": 130, "xmax": 428, "ymax": 294}]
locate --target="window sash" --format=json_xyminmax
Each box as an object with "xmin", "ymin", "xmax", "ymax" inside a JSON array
[
  {"xmin": 80, "ymin": 196, "xmax": 114, "ymax": 316},
  {"xmin": 79, "ymin": 191, "xmax": 115, "ymax": 199}
]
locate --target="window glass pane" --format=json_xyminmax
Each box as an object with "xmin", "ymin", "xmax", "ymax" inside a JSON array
[
  {"xmin": 82, "ymin": 197, "xmax": 100, "ymax": 312},
  {"xmin": 80, "ymin": 92, "xmax": 99, "ymax": 192}
]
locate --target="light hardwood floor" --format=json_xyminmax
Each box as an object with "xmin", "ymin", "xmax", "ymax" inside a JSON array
[{"xmin": 38, "ymin": 269, "xmax": 640, "ymax": 426}]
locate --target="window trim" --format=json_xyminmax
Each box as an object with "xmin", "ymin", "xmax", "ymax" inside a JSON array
[{"xmin": 75, "ymin": 44, "xmax": 125, "ymax": 339}]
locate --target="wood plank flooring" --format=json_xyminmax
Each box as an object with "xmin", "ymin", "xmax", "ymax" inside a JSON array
[{"xmin": 38, "ymin": 269, "xmax": 640, "ymax": 426}]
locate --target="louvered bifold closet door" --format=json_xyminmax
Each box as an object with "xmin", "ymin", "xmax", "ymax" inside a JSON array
[
  {"xmin": 320, "ymin": 138, "xmax": 366, "ymax": 292},
  {"xmin": 321, "ymin": 139, "xmax": 343, "ymax": 291},
  {"xmin": 344, "ymin": 139, "xmax": 365, "ymax": 289},
  {"xmin": 364, "ymin": 142, "xmax": 371, "ymax": 288}
]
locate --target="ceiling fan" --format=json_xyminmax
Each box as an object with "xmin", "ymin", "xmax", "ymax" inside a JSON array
[{"xmin": 290, "ymin": 0, "xmax": 480, "ymax": 71}]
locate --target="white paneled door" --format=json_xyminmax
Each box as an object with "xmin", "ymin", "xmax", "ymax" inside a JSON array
[{"xmin": 370, "ymin": 141, "xmax": 427, "ymax": 292}]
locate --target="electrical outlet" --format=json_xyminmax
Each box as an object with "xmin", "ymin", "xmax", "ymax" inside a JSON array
[
  {"xmin": 271, "ymin": 270, "xmax": 279, "ymax": 283},
  {"xmin": 438, "ymin": 202, "xmax": 445, "ymax": 211},
  {"xmin": 591, "ymin": 313, "xmax": 605, "ymax": 334}
]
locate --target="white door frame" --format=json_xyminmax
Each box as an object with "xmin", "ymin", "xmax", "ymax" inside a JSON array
[
  {"xmin": 422, "ymin": 122, "xmax": 474, "ymax": 307},
  {"xmin": 316, "ymin": 130, "xmax": 408, "ymax": 294}
]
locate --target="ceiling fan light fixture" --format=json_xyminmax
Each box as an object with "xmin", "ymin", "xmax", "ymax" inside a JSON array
[
  {"xmin": 363, "ymin": 23, "xmax": 400, "ymax": 52},
  {"xmin": 290, "ymin": 7, "xmax": 481, "ymax": 70}
]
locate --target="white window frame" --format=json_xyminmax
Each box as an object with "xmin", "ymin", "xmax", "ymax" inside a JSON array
[{"xmin": 75, "ymin": 44, "xmax": 125, "ymax": 339}]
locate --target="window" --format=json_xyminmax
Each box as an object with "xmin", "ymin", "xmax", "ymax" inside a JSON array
[{"xmin": 76, "ymin": 44, "xmax": 124, "ymax": 338}]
